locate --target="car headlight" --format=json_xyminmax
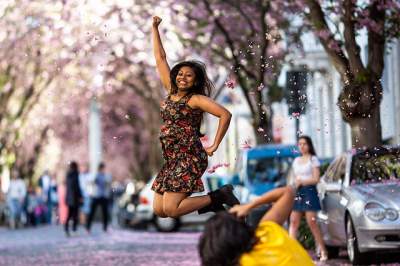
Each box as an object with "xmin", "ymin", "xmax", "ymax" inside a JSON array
[
  {"xmin": 364, "ymin": 202, "xmax": 399, "ymax": 221},
  {"xmin": 364, "ymin": 202, "xmax": 385, "ymax": 221},
  {"xmin": 385, "ymin": 208, "xmax": 399, "ymax": 221}
]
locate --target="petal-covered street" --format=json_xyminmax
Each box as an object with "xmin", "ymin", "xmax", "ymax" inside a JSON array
[
  {"xmin": 2, "ymin": 224, "xmax": 398, "ymax": 266},
  {"xmin": 0, "ymin": 225, "xmax": 199, "ymax": 266}
]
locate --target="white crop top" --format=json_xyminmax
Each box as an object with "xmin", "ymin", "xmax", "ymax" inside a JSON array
[{"xmin": 292, "ymin": 156, "xmax": 320, "ymax": 180}]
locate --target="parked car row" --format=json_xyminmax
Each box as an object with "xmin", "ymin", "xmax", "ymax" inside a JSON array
[{"xmin": 117, "ymin": 174, "xmax": 226, "ymax": 232}]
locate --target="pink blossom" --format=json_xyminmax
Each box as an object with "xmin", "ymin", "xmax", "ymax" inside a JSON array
[
  {"xmin": 225, "ymin": 78, "xmax": 236, "ymax": 89},
  {"xmin": 315, "ymin": 29, "xmax": 331, "ymax": 41},
  {"xmin": 328, "ymin": 39, "xmax": 341, "ymax": 52},
  {"xmin": 292, "ymin": 112, "xmax": 300, "ymax": 117},
  {"xmin": 241, "ymin": 140, "xmax": 252, "ymax": 149}
]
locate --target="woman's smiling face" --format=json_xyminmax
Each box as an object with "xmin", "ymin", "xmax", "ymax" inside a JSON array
[
  {"xmin": 176, "ymin": 66, "xmax": 196, "ymax": 91},
  {"xmin": 298, "ymin": 138, "xmax": 310, "ymax": 155}
]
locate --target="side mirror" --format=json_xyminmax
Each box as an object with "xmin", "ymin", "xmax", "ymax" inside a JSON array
[{"xmin": 325, "ymin": 182, "xmax": 342, "ymax": 193}]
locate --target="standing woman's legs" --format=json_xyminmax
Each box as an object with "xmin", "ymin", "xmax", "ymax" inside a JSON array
[
  {"xmin": 305, "ymin": 211, "xmax": 327, "ymax": 254},
  {"xmin": 289, "ymin": 211, "xmax": 303, "ymax": 238},
  {"xmin": 163, "ymin": 192, "xmax": 211, "ymax": 218}
]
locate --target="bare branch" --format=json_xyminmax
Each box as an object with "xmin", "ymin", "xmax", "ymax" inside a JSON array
[
  {"xmin": 305, "ymin": 0, "xmax": 351, "ymax": 81},
  {"xmin": 201, "ymin": 0, "xmax": 258, "ymax": 81},
  {"xmin": 367, "ymin": 2, "xmax": 385, "ymax": 78},
  {"xmin": 342, "ymin": 0, "xmax": 365, "ymax": 74}
]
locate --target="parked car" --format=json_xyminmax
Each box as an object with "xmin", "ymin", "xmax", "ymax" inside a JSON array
[
  {"xmin": 230, "ymin": 144, "xmax": 299, "ymax": 226},
  {"xmin": 317, "ymin": 146, "xmax": 400, "ymax": 264},
  {"xmin": 117, "ymin": 182, "xmax": 141, "ymax": 228},
  {"xmin": 121, "ymin": 174, "xmax": 227, "ymax": 232}
]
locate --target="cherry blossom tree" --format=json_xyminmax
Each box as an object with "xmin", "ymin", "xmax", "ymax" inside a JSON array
[
  {"xmin": 0, "ymin": 0, "xmax": 162, "ymax": 182},
  {"xmin": 159, "ymin": 0, "xmax": 294, "ymax": 144},
  {"xmin": 283, "ymin": 0, "xmax": 400, "ymax": 147}
]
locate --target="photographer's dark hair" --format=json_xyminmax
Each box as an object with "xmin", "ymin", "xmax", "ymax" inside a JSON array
[
  {"xmin": 298, "ymin": 135, "xmax": 317, "ymax": 156},
  {"xmin": 170, "ymin": 60, "xmax": 214, "ymax": 96},
  {"xmin": 198, "ymin": 212, "xmax": 256, "ymax": 266}
]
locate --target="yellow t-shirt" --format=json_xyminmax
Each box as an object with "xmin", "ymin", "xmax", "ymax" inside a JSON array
[{"xmin": 240, "ymin": 221, "xmax": 315, "ymax": 266}]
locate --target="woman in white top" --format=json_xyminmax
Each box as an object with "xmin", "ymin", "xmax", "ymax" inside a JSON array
[{"xmin": 289, "ymin": 135, "xmax": 328, "ymax": 261}]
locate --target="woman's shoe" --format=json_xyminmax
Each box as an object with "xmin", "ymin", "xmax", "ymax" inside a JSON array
[
  {"xmin": 215, "ymin": 184, "xmax": 240, "ymax": 207},
  {"xmin": 319, "ymin": 251, "xmax": 328, "ymax": 262},
  {"xmin": 197, "ymin": 202, "xmax": 225, "ymax": 214},
  {"xmin": 198, "ymin": 185, "xmax": 240, "ymax": 214}
]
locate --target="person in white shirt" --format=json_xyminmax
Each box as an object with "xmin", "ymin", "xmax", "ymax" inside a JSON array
[
  {"xmin": 38, "ymin": 170, "xmax": 53, "ymax": 224},
  {"xmin": 288, "ymin": 135, "xmax": 328, "ymax": 261},
  {"xmin": 79, "ymin": 165, "xmax": 93, "ymax": 223},
  {"xmin": 7, "ymin": 172, "xmax": 27, "ymax": 229}
]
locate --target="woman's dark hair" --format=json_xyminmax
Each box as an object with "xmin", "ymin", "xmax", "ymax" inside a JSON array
[
  {"xmin": 298, "ymin": 135, "xmax": 317, "ymax": 156},
  {"xmin": 198, "ymin": 212, "xmax": 256, "ymax": 266},
  {"xmin": 169, "ymin": 60, "xmax": 214, "ymax": 96},
  {"xmin": 68, "ymin": 161, "xmax": 79, "ymax": 173}
]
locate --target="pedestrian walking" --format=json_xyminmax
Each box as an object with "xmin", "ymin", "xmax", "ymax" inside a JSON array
[
  {"xmin": 85, "ymin": 162, "xmax": 111, "ymax": 233},
  {"xmin": 64, "ymin": 161, "xmax": 82, "ymax": 236},
  {"xmin": 79, "ymin": 164, "xmax": 92, "ymax": 224},
  {"xmin": 151, "ymin": 16, "xmax": 239, "ymax": 219},
  {"xmin": 199, "ymin": 186, "xmax": 314, "ymax": 266},
  {"xmin": 38, "ymin": 170, "xmax": 53, "ymax": 224},
  {"xmin": 6, "ymin": 171, "xmax": 27, "ymax": 229},
  {"xmin": 288, "ymin": 135, "xmax": 328, "ymax": 261}
]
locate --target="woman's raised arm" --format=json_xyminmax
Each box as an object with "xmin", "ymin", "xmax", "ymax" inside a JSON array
[{"xmin": 152, "ymin": 16, "xmax": 171, "ymax": 93}]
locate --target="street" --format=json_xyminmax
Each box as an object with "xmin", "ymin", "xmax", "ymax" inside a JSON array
[
  {"xmin": 0, "ymin": 224, "xmax": 199, "ymax": 266},
  {"xmin": 2, "ymin": 223, "xmax": 397, "ymax": 266}
]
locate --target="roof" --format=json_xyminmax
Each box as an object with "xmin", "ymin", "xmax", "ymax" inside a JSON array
[{"xmin": 246, "ymin": 144, "xmax": 299, "ymax": 159}]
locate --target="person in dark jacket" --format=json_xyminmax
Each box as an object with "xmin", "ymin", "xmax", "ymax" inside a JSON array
[{"xmin": 64, "ymin": 161, "xmax": 82, "ymax": 236}]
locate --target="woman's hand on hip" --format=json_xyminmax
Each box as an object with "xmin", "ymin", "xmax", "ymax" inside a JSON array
[{"xmin": 205, "ymin": 144, "xmax": 218, "ymax": 156}]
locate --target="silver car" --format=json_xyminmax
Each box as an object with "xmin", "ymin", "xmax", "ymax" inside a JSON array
[{"xmin": 317, "ymin": 147, "xmax": 400, "ymax": 264}]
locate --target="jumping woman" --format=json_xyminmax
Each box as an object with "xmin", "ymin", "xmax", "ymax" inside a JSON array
[{"xmin": 151, "ymin": 16, "xmax": 239, "ymax": 218}]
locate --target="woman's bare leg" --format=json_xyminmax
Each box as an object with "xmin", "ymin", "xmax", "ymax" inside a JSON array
[
  {"xmin": 289, "ymin": 211, "xmax": 303, "ymax": 238},
  {"xmin": 163, "ymin": 192, "xmax": 211, "ymax": 218},
  {"xmin": 305, "ymin": 211, "xmax": 327, "ymax": 254},
  {"xmin": 153, "ymin": 192, "xmax": 167, "ymax": 217}
]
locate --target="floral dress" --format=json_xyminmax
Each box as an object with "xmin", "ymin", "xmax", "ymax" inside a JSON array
[{"xmin": 151, "ymin": 93, "xmax": 208, "ymax": 194}]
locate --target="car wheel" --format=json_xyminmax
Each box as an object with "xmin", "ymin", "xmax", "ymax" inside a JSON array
[
  {"xmin": 326, "ymin": 245, "xmax": 340, "ymax": 259},
  {"xmin": 346, "ymin": 217, "xmax": 365, "ymax": 265},
  {"xmin": 154, "ymin": 216, "xmax": 180, "ymax": 232}
]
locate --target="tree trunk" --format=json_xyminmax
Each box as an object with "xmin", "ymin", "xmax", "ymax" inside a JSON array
[
  {"xmin": 349, "ymin": 105, "xmax": 382, "ymax": 147},
  {"xmin": 337, "ymin": 80, "xmax": 382, "ymax": 148}
]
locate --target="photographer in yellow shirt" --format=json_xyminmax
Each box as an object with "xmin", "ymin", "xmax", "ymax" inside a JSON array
[{"xmin": 199, "ymin": 186, "xmax": 314, "ymax": 266}]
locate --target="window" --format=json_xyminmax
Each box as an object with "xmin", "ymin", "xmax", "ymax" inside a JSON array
[
  {"xmin": 351, "ymin": 148, "xmax": 400, "ymax": 184},
  {"xmin": 324, "ymin": 155, "xmax": 346, "ymax": 183},
  {"xmin": 247, "ymin": 156, "xmax": 294, "ymax": 183}
]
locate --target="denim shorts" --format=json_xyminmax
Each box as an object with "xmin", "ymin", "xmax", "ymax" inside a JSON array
[{"xmin": 293, "ymin": 185, "xmax": 321, "ymax": 212}]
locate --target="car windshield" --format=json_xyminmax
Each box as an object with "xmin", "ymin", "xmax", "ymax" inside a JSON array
[
  {"xmin": 247, "ymin": 156, "xmax": 294, "ymax": 183},
  {"xmin": 351, "ymin": 149, "xmax": 400, "ymax": 184}
]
